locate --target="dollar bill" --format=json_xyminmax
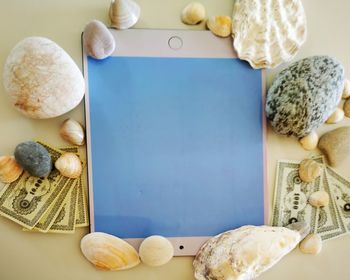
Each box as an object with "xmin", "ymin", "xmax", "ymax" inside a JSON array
[
  {"xmin": 326, "ymin": 167, "xmax": 350, "ymax": 232},
  {"xmin": 271, "ymin": 160, "xmax": 320, "ymax": 233},
  {"xmin": 75, "ymin": 177, "xmax": 89, "ymax": 227},
  {"xmin": 0, "ymin": 171, "xmax": 70, "ymax": 229},
  {"xmin": 48, "ymin": 180, "xmax": 78, "ymax": 233}
]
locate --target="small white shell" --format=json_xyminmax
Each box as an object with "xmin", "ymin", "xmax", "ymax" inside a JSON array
[
  {"xmin": 207, "ymin": 16, "xmax": 232, "ymax": 38},
  {"xmin": 232, "ymin": 0, "xmax": 307, "ymax": 69},
  {"xmin": 55, "ymin": 153, "xmax": 82, "ymax": 179},
  {"xmin": 342, "ymin": 79, "xmax": 350, "ymax": 99},
  {"xmin": 139, "ymin": 236, "xmax": 174, "ymax": 266},
  {"xmin": 299, "ymin": 233, "xmax": 322, "ymax": 255},
  {"xmin": 299, "ymin": 131, "xmax": 319, "ymax": 151},
  {"xmin": 81, "ymin": 232, "xmax": 140, "ymax": 270},
  {"xmin": 109, "ymin": 0, "xmax": 140, "ymax": 30},
  {"xmin": 181, "ymin": 2, "xmax": 206, "ymax": 25},
  {"xmin": 326, "ymin": 108, "xmax": 344, "ymax": 124},
  {"xmin": 299, "ymin": 159, "xmax": 322, "ymax": 183},
  {"xmin": 60, "ymin": 119, "xmax": 85, "ymax": 146},
  {"xmin": 309, "ymin": 191, "xmax": 330, "ymax": 208},
  {"xmin": 83, "ymin": 20, "xmax": 115, "ymax": 60},
  {"xmin": 0, "ymin": 156, "xmax": 23, "ymax": 183}
]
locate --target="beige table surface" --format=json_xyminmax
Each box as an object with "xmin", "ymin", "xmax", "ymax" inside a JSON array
[{"xmin": 1, "ymin": 0, "xmax": 350, "ymax": 279}]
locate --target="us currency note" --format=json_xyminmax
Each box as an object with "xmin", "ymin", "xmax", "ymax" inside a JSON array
[
  {"xmin": 326, "ymin": 167, "xmax": 350, "ymax": 233},
  {"xmin": 271, "ymin": 160, "xmax": 320, "ymax": 233},
  {"xmin": 75, "ymin": 177, "xmax": 89, "ymax": 227},
  {"xmin": 49, "ymin": 180, "xmax": 78, "ymax": 233}
]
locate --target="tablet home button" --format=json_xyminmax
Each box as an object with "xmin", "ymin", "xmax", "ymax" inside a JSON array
[{"xmin": 168, "ymin": 36, "xmax": 183, "ymax": 50}]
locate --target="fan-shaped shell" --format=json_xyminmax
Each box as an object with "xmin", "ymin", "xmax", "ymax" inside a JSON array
[
  {"xmin": 109, "ymin": 0, "xmax": 140, "ymax": 30},
  {"xmin": 232, "ymin": 0, "xmax": 307, "ymax": 69},
  {"xmin": 55, "ymin": 153, "xmax": 82, "ymax": 179},
  {"xmin": 0, "ymin": 156, "xmax": 23, "ymax": 183},
  {"xmin": 81, "ymin": 232, "xmax": 140, "ymax": 270}
]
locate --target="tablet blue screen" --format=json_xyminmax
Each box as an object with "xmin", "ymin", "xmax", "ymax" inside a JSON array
[{"xmin": 87, "ymin": 56, "xmax": 264, "ymax": 238}]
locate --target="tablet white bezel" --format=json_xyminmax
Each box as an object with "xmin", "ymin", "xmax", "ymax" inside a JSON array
[{"xmin": 83, "ymin": 29, "xmax": 267, "ymax": 256}]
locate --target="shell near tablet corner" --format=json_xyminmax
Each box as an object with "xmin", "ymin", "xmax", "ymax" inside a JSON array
[{"xmin": 232, "ymin": 0, "xmax": 307, "ymax": 69}]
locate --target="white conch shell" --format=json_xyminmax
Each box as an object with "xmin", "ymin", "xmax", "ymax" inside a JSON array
[
  {"xmin": 109, "ymin": 0, "xmax": 140, "ymax": 30},
  {"xmin": 81, "ymin": 232, "xmax": 140, "ymax": 270},
  {"xmin": 193, "ymin": 225, "xmax": 301, "ymax": 280},
  {"xmin": 60, "ymin": 118, "xmax": 85, "ymax": 146},
  {"xmin": 55, "ymin": 153, "xmax": 82, "ymax": 179},
  {"xmin": 232, "ymin": 0, "xmax": 307, "ymax": 69},
  {"xmin": 0, "ymin": 156, "xmax": 23, "ymax": 183}
]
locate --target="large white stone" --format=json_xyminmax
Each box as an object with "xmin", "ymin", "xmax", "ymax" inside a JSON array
[{"xmin": 3, "ymin": 37, "xmax": 85, "ymax": 119}]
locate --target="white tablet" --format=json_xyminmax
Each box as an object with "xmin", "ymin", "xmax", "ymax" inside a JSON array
[{"xmin": 83, "ymin": 29, "xmax": 267, "ymax": 256}]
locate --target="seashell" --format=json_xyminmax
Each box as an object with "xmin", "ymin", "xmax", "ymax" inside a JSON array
[
  {"xmin": 326, "ymin": 108, "xmax": 344, "ymax": 124},
  {"xmin": 232, "ymin": 0, "xmax": 307, "ymax": 69},
  {"xmin": 55, "ymin": 153, "xmax": 82, "ymax": 179},
  {"xmin": 81, "ymin": 232, "xmax": 140, "ymax": 270},
  {"xmin": 193, "ymin": 225, "xmax": 301, "ymax": 280},
  {"xmin": 299, "ymin": 159, "xmax": 322, "ymax": 183},
  {"xmin": 60, "ymin": 119, "xmax": 85, "ymax": 146},
  {"xmin": 3, "ymin": 37, "xmax": 85, "ymax": 119},
  {"xmin": 299, "ymin": 131, "xmax": 319, "ymax": 151},
  {"xmin": 299, "ymin": 233, "xmax": 322, "ymax": 255},
  {"xmin": 286, "ymin": 221, "xmax": 310, "ymax": 240},
  {"xmin": 181, "ymin": 2, "xmax": 206, "ymax": 25},
  {"xmin": 309, "ymin": 191, "xmax": 330, "ymax": 208},
  {"xmin": 206, "ymin": 16, "xmax": 232, "ymax": 38},
  {"xmin": 83, "ymin": 20, "xmax": 115, "ymax": 60},
  {"xmin": 139, "ymin": 236, "xmax": 174, "ymax": 267},
  {"xmin": 344, "ymin": 99, "xmax": 350, "ymax": 117},
  {"xmin": 109, "ymin": 0, "xmax": 140, "ymax": 30},
  {"xmin": 0, "ymin": 156, "xmax": 23, "ymax": 183},
  {"xmin": 342, "ymin": 79, "xmax": 350, "ymax": 99}
]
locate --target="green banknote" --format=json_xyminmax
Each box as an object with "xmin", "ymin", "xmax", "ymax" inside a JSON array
[{"xmin": 75, "ymin": 177, "xmax": 89, "ymax": 227}]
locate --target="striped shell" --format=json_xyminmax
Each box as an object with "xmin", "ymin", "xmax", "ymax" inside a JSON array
[
  {"xmin": 54, "ymin": 153, "xmax": 82, "ymax": 179},
  {"xmin": 0, "ymin": 156, "xmax": 23, "ymax": 183},
  {"xmin": 232, "ymin": 0, "xmax": 307, "ymax": 69}
]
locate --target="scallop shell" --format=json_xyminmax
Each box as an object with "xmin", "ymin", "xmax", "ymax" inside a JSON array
[
  {"xmin": 181, "ymin": 2, "xmax": 206, "ymax": 25},
  {"xmin": 207, "ymin": 16, "xmax": 232, "ymax": 38},
  {"xmin": 60, "ymin": 119, "xmax": 85, "ymax": 146},
  {"xmin": 232, "ymin": 0, "xmax": 307, "ymax": 69},
  {"xmin": 0, "ymin": 156, "xmax": 23, "ymax": 183},
  {"xmin": 109, "ymin": 0, "xmax": 140, "ymax": 30},
  {"xmin": 193, "ymin": 225, "xmax": 301, "ymax": 280},
  {"xmin": 81, "ymin": 232, "xmax": 140, "ymax": 270},
  {"xmin": 55, "ymin": 153, "xmax": 82, "ymax": 179}
]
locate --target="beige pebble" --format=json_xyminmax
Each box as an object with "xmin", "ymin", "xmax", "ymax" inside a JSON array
[
  {"xmin": 207, "ymin": 16, "xmax": 232, "ymax": 37},
  {"xmin": 139, "ymin": 236, "xmax": 174, "ymax": 266},
  {"xmin": 326, "ymin": 108, "xmax": 344, "ymax": 124},
  {"xmin": 299, "ymin": 131, "xmax": 318, "ymax": 151},
  {"xmin": 299, "ymin": 233, "xmax": 322, "ymax": 255},
  {"xmin": 318, "ymin": 126, "xmax": 350, "ymax": 166},
  {"xmin": 344, "ymin": 99, "xmax": 350, "ymax": 117},
  {"xmin": 299, "ymin": 159, "xmax": 322, "ymax": 183},
  {"xmin": 342, "ymin": 79, "xmax": 350, "ymax": 99},
  {"xmin": 181, "ymin": 2, "xmax": 206, "ymax": 25},
  {"xmin": 309, "ymin": 191, "xmax": 329, "ymax": 207}
]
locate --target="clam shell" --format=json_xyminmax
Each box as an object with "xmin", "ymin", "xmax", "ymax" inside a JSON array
[
  {"xmin": 326, "ymin": 108, "xmax": 344, "ymax": 124},
  {"xmin": 55, "ymin": 153, "xmax": 82, "ymax": 179},
  {"xmin": 181, "ymin": 2, "xmax": 206, "ymax": 25},
  {"xmin": 299, "ymin": 233, "xmax": 322, "ymax": 255},
  {"xmin": 139, "ymin": 236, "xmax": 174, "ymax": 267},
  {"xmin": 309, "ymin": 191, "xmax": 330, "ymax": 208},
  {"xmin": 60, "ymin": 118, "xmax": 85, "ymax": 146},
  {"xmin": 193, "ymin": 225, "xmax": 301, "ymax": 280},
  {"xmin": 207, "ymin": 16, "xmax": 232, "ymax": 38},
  {"xmin": 109, "ymin": 0, "xmax": 140, "ymax": 30},
  {"xmin": 0, "ymin": 156, "xmax": 23, "ymax": 183},
  {"xmin": 299, "ymin": 131, "xmax": 319, "ymax": 151},
  {"xmin": 299, "ymin": 159, "xmax": 322, "ymax": 183},
  {"xmin": 81, "ymin": 232, "xmax": 140, "ymax": 270},
  {"xmin": 232, "ymin": 0, "xmax": 307, "ymax": 69}
]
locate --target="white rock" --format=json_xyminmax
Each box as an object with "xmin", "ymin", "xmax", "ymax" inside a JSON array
[
  {"xmin": 299, "ymin": 233, "xmax": 322, "ymax": 255},
  {"xmin": 3, "ymin": 37, "xmax": 85, "ymax": 119},
  {"xmin": 193, "ymin": 225, "xmax": 301, "ymax": 280},
  {"xmin": 139, "ymin": 236, "xmax": 174, "ymax": 267}
]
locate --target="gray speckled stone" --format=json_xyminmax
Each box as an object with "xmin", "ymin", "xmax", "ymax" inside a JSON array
[
  {"xmin": 14, "ymin": 141, "xmax": 52, "ymax": 177},
  {"xmin": 266, "ymin": 56, "xmax": 344, "ymax": 137}
]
